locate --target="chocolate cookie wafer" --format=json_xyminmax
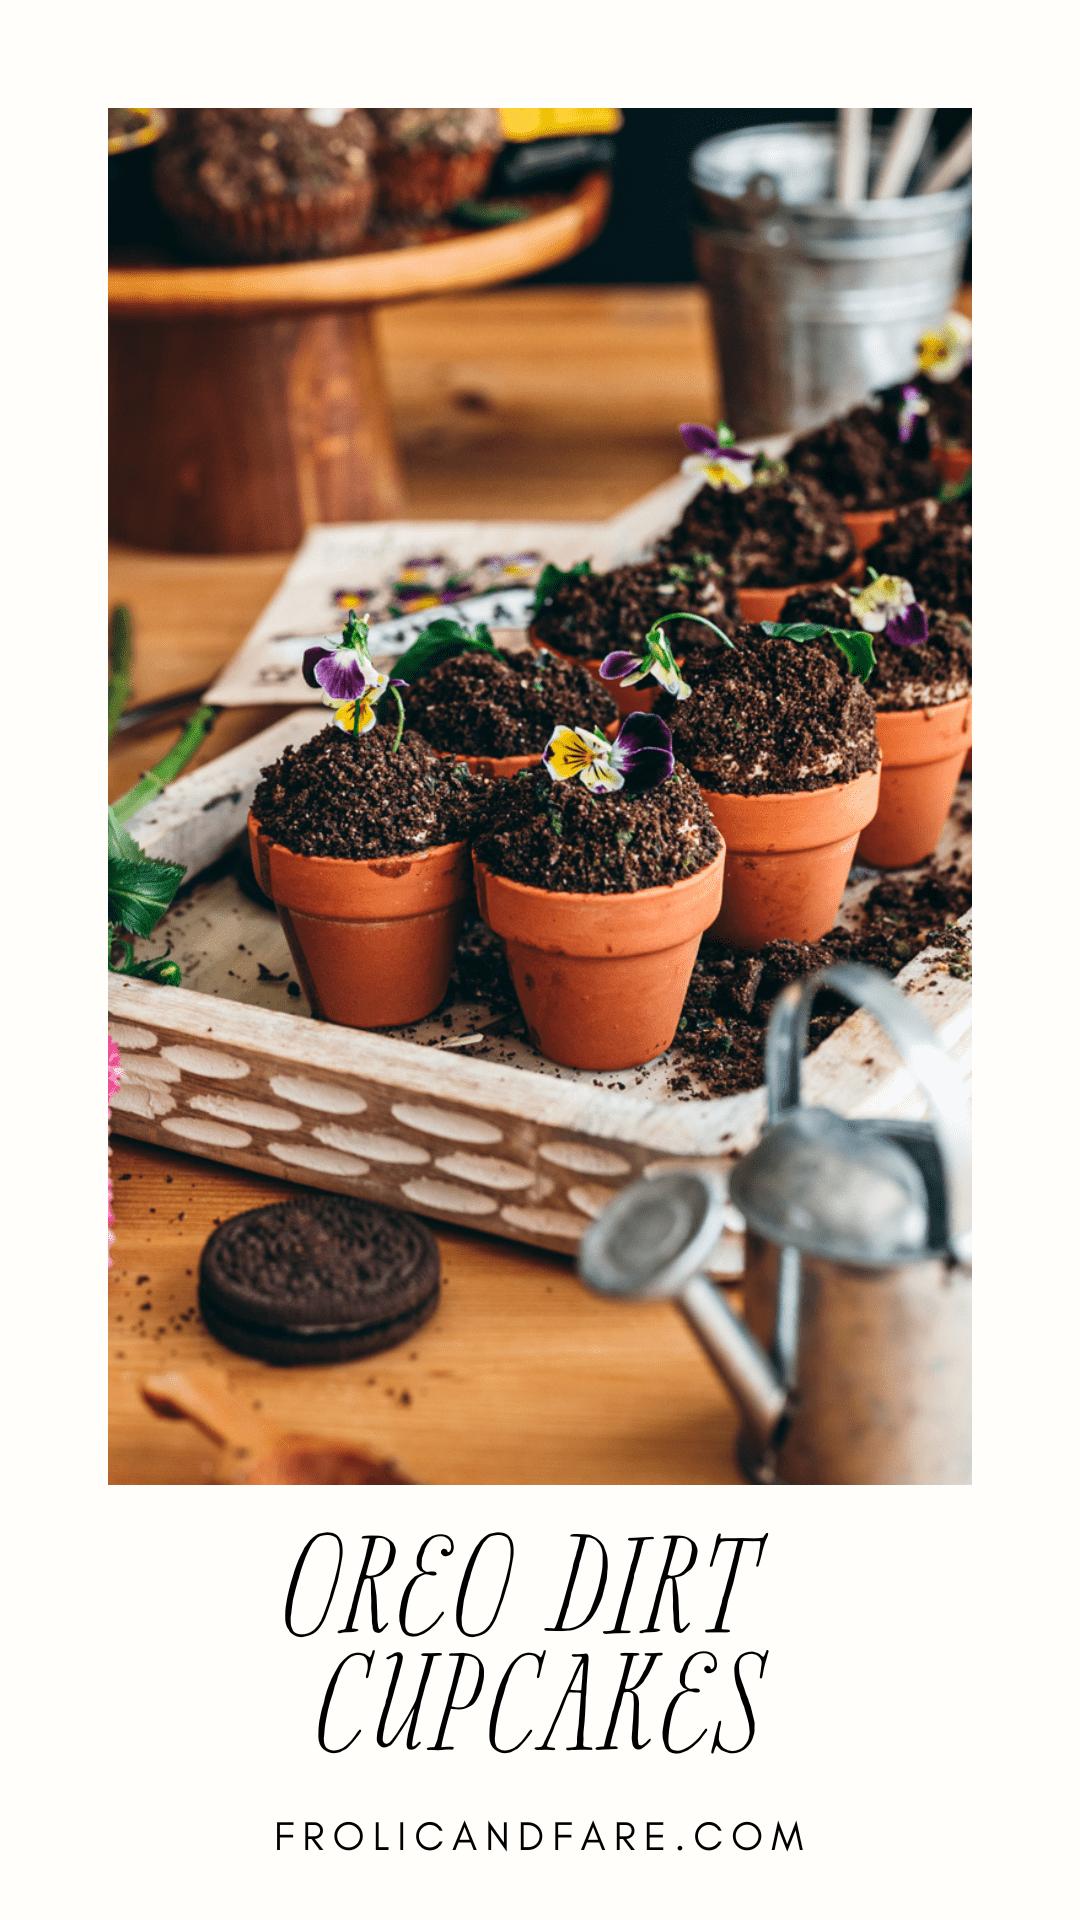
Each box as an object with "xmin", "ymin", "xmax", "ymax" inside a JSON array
[{"xmin": 198, "ymin": 1195, "xmax": 440, "ymax": 1366}]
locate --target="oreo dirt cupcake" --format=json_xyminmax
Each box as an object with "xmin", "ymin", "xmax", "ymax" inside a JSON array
[
  {"xmin": 249, "ymin": 613, "xmax": 484, "ymax": 1028},
  {"xmin": 399, "ymin": 639, "xmax": 616, "ymax": 775},
  {"xmin": 529, "ymin": 554, "xmax": 738, "ymax": 714},
  {"xmin": 864, "ymin": 497, "xmax": 972, "ymax": 617},
  {"xmin": 660, "ymin": 425, "xmax": 856, "ymax": 622},
  {"xmin": 655, "ymin": 623, "xmax": 880, "ymax": 948},
  {"xmin": 154, "ymin": 108, "xmax": 377, "ymax": 262},
  {"xmin": 471, "ymin": 713, "xmax": 724, "ymax": 1069},
  {"xmin": 369, "ymin": 109, "xmax": 502, "ymax": 218}
]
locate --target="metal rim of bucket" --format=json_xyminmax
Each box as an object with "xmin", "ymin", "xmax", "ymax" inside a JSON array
[{"xmin": 690, "ymin": 120, "xmax": 971, "ymax": 225}]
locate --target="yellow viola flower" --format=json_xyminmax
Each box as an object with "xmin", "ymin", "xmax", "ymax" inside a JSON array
[
  {"xmin": 917, "ymin": 311, "xmax": 972, "ymax": 384},
  {"xmin": 543, "ymin": 724, "xmax": 623, "ymax": 793},
  {"xmin": 333, "ymin": 693, "xmax": 379, "ymax": 735}
]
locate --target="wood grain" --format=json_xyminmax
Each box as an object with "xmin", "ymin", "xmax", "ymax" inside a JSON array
[
  {"xmin": 110, "ymin": 1138, "xmax": 740, "ymax": 1485},
  {"xmin": 108, "ymin": 175, "xmax": 611, "ymax": 318}
]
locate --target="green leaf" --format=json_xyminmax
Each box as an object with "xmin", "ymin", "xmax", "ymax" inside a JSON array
[
  {"xmin": 108, "ymin": 853, "xmax": 186, "ymax": 935},
  {"xmin": 827, "ymin": 628, "xmax": 876, "ymax": 681},
  {"xmin": 533, "ymin": 560, "xmax": 593, "ymax": 610},
  {"xmin": 759, "ymin": 621, "xmax": 876, "ymax": 682},
  {"xmin": 107, "ymin": 805, "xmax": 142, "ymax": 862},
  {"xmin": 392, "ymin": 618, "xmax": 500, "ymax": 687}
]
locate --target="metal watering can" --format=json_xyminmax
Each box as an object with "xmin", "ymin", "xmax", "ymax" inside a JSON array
[{"xmin": 578, "ymin": 965, "xmax": 971, "ymax": 1485}]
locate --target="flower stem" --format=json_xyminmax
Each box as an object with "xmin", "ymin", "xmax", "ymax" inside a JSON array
[
  {"xmin": 108, "ymin": 604, "xmax": 133, "ymax": 741},
  {"xmin": 652, "ymin": 612, "xmax": 735, "ymax": 650},
  {"xmin": 388, "ymin": 684, "xmax": 406, "ymax": 754},
  {"xmin": 111, "ymin": 703, "xmax": 218, "ymax": 824}
]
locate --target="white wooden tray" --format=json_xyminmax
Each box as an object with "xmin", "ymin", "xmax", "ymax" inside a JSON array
[{"xmin": 109, "ymin": 710, "xmax": 971, "ymax": 1271}]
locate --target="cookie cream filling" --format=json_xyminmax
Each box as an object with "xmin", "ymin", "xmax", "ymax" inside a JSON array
[{"xmin": 874, "ymin": 675, "xmax": 971, "ymax": 712}]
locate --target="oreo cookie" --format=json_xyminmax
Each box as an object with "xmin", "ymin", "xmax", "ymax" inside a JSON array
[{"xmin": 198, "ymin": 1195, "xmax": 440, "ymax": 1366}]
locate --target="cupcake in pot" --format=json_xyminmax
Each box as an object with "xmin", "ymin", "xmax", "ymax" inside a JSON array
[
  {"xmin": 471, "ymin": 714, "xmax": 725, "ymax": 1070},
  {"xmin": 655, "ymin": 622, "xmax": 880, "ymax": 949},
  {"xmin": 863, "ymin": 497, "xmax": 972, "ymax": 618},
  {"xmin": 154, "ymin": 108, "xmax": 377, "ymax": 263},
  {"xmin": 398, "ymin": 640, "xmax": 617, "ymax": 777},
  {"xmin": 529, "ymin": 553, "xmax": 738, "ymax": 715},
  {"xmin": 369, "ymin": 109, "xmax": 502, "ymax": 218},
  {"xmin": 661, "ymin": 422, "xmax": 857, "ymax": 622}
]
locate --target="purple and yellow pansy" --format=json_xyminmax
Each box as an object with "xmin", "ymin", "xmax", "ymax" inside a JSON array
[
  {"xmin": 679, "ymin": 421, "xmax": 755, "ymax": 492},
  {"xmin": 303, "ymin": 610, "xmax": 408, "ymax": 745},
  {"xmin": 600, "ymin": 612, "xmax": 734, "ymax": 701},
  {"xmin": 849, "ymin": 572, "xmax": 929, "ymax": 647},
  {"xmin": 542, "ymin": 712, "xmax": 675, "ymax": 797}
]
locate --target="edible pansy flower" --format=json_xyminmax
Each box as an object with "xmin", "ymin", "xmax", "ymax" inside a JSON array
[
  {"xmin": 542, "ymin": 711, "xmax": 675, "ymax": 796},
  {"xmin": 849, "ymin": 572, "xmax": 929, "ymax": 647},
  {"xmin": 917, "ymin": 311, "xmax": 972, "ymax": 384},
  {"xmin": 600, "ymin": 611, "xmax": 734, "ymax": 701},
  {"xmin": 303, "ymin": 609, "xmax": 382, "ymax": 704},
  {"xmin": 679, "ymin": 421, "xmax": 755, "ymax": 492},
  {"xmin": 305, "ymin": 611, "xmax": 409, "ymax": 745},
  {"xmin": 896, "ymin": 382, "xmax": 930, "ymax": 445}
]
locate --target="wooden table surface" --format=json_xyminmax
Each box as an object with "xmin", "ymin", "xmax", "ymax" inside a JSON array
[{"xmin": 108, "ymin": 285, "xmax": 738, "ymax": 1485}]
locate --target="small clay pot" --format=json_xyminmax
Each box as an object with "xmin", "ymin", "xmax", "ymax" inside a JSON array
[
  {"xmin": 736, "ymin": 563, "xmax": 863, "ymax": 625},
  {"xmin": 843, "ymin": 507, "xmax": 898, "ymax": 554},
  {"xmin": 249, "ymin": 814, "xmax": 470, "ymax": 1028},
  {"xmin": 697, "ymin": 768, "xmax": 881, "ymax": 950},
  {"xmin": 473, "ymin": 850, "xmax": 727, "ymax": 1070},
  {"xmin": 438, "ymin": 749, "xmax": 541, "ymax": 779},
  {"xmin": 856, "ymin": 697, "xmax": 971, "ymax": 870},
  {"xmin": 931, "ymin": 446, "xmax": 972, "ymax": 485},
  {"xmin": 527, "ymin": 631, "xmax": 676, "ymax": 716}
]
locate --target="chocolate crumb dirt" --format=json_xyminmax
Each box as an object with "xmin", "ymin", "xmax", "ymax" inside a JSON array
[
  {"xmin": 398, "ymin": 644, "xmax": 615, "ymax": 756},
  {"xmin": 472, "ymin": 763, "xmax": 721, "ymax": 893},
  {"xmin": 531, "ymin": 555, "xmax": 738, "ymax": 660},
  {"xmin": 658, "ymin": 472, "xmax": 855, "ymax": 587},
  {"xmin": 865, "ymin": 498, "xmax": 972, "ymax": 616},
  {"xmin": 778, "ymin": 588, "xmax": 973, "ymax": 711},
  {"xmin": 786, "ymin": 403, "xmax": 938, "ymax": 510},
  {"xmin": 656, "ymin": 624, "xmax": 879, "ymax": 795},
  {"xmin": 251, "ymin": 723, "xmax": 483, "ymax": 858}
]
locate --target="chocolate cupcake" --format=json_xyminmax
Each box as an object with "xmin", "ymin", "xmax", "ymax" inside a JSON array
[
  {"xmin": 369, "ymin": 109, "xmax": 502, "ymax": 218},
  {"xmin": 399, "ymin": 645, "xmax": 616, "ymax": 760},
  {"xmin": 864, "ymin": 499, "xmax": 972, "ymax": 617},
  {"xmin": 657, "ymin": 625, "xmax": 880, "ymax": 797},
  {"xmin": 531, "ymin": 555, "xmax": 738, "ymax": 661},
  {"xmin": 786, "ymin": 404, "xmax": 938, "ymax": 511},
  {"xmin": 659, "ymin": 471, "xmax": 856, "ymax": 589},
  {"xmin": 153, "ymin": 108, "xmax": 377, "ymax": 263}
]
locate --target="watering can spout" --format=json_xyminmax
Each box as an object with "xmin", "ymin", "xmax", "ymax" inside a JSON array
[{"xmin": 677, "ymin": 1274, "xmax": 789, "ymax": 1450}]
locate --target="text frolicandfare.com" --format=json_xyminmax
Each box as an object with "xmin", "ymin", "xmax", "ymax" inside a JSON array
[{"xmin": 275, "ymin": 1817, "xmax": 803, "ymax": 1855}]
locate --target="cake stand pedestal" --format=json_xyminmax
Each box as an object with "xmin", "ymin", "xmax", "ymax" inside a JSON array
[{"xmin": 109, "ymin": 173, "xmax": 610, "ymax": 554}]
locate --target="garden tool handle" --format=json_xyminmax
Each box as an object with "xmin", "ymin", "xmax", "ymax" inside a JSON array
[{"xmin": 764, "ymin": 963, "xmax": 971, "ymax": 1263}]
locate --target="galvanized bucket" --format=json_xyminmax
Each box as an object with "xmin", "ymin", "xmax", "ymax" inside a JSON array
[{"xmin": 689, "ymin": 122, "xmax": 971, "ymax": 437}]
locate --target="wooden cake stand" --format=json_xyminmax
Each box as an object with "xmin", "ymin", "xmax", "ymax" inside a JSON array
[{"xmin": 109, "ymin": 173, "xmax": 611, "ymax": 554}]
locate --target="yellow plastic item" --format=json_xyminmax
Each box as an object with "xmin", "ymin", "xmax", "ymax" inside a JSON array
[{"xmin": 498, "ymin": 109, "xmax": 622, "ymax": 143}]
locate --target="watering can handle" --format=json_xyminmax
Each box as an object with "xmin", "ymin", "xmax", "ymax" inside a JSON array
[{"xmin": 765, "ymin": 962, "xmax": 971, "ymax": 1264}]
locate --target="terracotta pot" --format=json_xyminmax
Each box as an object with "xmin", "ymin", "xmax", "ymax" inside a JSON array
[
  {"xmin": 438, "ymin": 749, "xmax": 541, "ymax": 779},
  {"xmin": 248, "ymin": 814, "xmax": 470, "ymax": 1028},
  {"xmin": 736, "ymin": 561, "xmax": 863, "ymax": 625},
  {"xmin": 856, "ymin": 697, "xmax": 972, "ymax": 870},
  {"xmin": 697, "ymin": 767, "xmax": 881, "ymax": 950},
  {"xmin": 473, "ymin": 850, "xmax": 727, "ymax": 1070},
  {"xmin": 843, "ymin": 506, "xmax": 898, "ymax": 553},
  {"xmin": 931, "ymin": 446, "xmax": 972, "ymax": 485},
  {"xmin": 527, "ymin": 630, "xmax": 672, "ymax": 716}
]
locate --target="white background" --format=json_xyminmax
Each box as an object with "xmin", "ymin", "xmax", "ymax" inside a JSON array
[{"xmin": 2, "ymin": 10, "xmax": 1076, "ymax": 1917}]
